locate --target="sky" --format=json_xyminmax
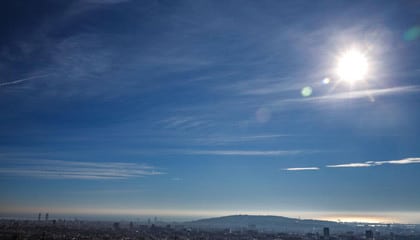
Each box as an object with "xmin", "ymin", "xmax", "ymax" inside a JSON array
[{"xmin": 0, "ymin": 0, "xmax": 420, "ymax": 223}]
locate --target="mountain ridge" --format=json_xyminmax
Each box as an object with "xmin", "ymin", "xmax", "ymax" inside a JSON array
[{"xmin": 184, "ymin": 214, "xmax": 349, "ymax": 233}]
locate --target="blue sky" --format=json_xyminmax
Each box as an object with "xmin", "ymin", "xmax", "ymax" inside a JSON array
[{"xmin": 1, "ymin": 0, "xmax": 420, "ymax": 223}]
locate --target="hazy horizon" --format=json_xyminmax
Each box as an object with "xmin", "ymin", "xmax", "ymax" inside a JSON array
[{"xmin": 2, "ymin": 209, "xmax": 420, "ymax": 224}]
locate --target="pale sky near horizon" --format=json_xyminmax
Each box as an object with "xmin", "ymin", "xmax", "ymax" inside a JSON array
[{"xmin": 0, "ymin": 0, "xmax": 419, "ymax": 223}]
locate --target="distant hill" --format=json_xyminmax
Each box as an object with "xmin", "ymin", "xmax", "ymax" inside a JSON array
[{"xmin": 184, "ymin": 215, "xmax": 350, "ymax": 233}]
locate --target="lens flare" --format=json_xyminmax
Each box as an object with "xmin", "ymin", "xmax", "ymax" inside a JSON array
[{"xmin": 301, "ymin": 86, "xmax": 312, "ymax": 97}]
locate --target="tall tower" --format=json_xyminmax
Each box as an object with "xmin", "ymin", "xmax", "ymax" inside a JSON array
[
  {"xmin": 323, "ymin": 227, "xmax": 330, "ymax": 240},
  {"xmin": 45, "ymin": 213, "xmax": 49, "ymax": 221},
  {"xmin": 38, "ymin": 213, "xmax": 41, "ymax": 221}
]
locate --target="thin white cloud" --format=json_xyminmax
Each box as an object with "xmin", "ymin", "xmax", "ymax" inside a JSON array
[
  {"xmin": 274, "ymin": 86, "xmax": 420, "ymax": 105},
  {"xmin": 374, "ymin": 157, "xmax": 420, "ymax": 165},
  {"xmin": 187, "ymin": 150, "xmax": 301, "ymax": 156},
  {"xmin": 285, "ymin": 157, "xmax": 420, "ymax": 171},
  {"xmin": 314, "ymin": 86, "xmax": 420, "ymax": 101},
  {"xmin": 326, "ymin": 163, "xmax": 373, "ymax": 168},
  {"xmin": 327, "ymin": 157, "xmax": 420, "ymax": 168},
  {"xmin": 283, "ymin": 167, "xmax": 319, "ymax": 171},
  {"xmin": 222, "ymin": 76, "xmax": 300, "ymax": 96},
  {"xmin": 191, "ymin": 134, "xmax": 290, "ymax": 145},
  {"xmin": 159, "ymin": 116, "xmax": 211, "ymax": 130},
  {"xmin": 0, "ymin": 160, "xmax": 164, "ymax": 180},
  {"xmin": 233, "ymin": 134, "xmax": 290, "ymax": 140},
  {"xmin": 0, "ymin": 74, "xmax": 51, "ymax": 87}
]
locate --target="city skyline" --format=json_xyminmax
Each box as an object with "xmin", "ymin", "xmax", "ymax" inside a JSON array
[{"xmin": 0, "ymin": 1, "xmax": 419, "ymax": 223}]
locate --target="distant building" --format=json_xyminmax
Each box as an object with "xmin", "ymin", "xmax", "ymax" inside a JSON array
[
  {"xmin": 38, "ymin": 213, "xmax": 41, "ymax": 221},
  {"xmin": 323, "ymin": 227, "xmax": 330, "ymax": 240},
  {"xmin": 113, "ymin": 222, "xmax": 120, "ymax": 230},
  {"xmin": 45, "ymin": 213, "xmax": 49, "ymax": 221},
  {"xmin": 366, "ymin": 230, "xmax": 374, "ymax": 240}
]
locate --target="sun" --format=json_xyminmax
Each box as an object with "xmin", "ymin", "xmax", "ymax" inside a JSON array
[{"xmin": 336, "ymin": 49, "xmax": 368, "ymax": 84}]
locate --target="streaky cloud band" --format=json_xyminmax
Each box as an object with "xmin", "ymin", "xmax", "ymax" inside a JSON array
[
  {"xmin": 326, "ymin": 163, "xmax": 372, "ymax": 168},
  {"xmin": 0, "ymin": 73, "xmax": 51, "ymax": 87},
  {"xmin": 285, "ymin": 157, "xmax": 420, "ymax": 171},
  {"xmin": 0, "ymin": 159, "xmax": 164, "ymax": 180},
  {"xmin": 273, "ymin": 85, "xmax": 420, "ymax": 105},
  {"xmin": 326, "ymin": 157, "xmax": 420, "ymax": 168},
  {"xmin": 188, "ymin": 150, "xmax": 301, "ymax": 156},
  {"xmin": 283, "ymin": 167, "xmax": 319, "ymax": 171}
]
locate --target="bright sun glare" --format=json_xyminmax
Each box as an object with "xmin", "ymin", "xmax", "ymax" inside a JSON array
[{"xmin": 336, "ymin": 49, "xmax": 368, "ymax": 84}]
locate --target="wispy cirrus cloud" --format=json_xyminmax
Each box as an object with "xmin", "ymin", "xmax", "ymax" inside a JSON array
[
  {"xmin": 124, "ymin": 147, "xmax": 305, "ymax": 157},
  {"xmin": 159, "ymin": 116, "xmax": 212, "ymax": 130},
  {"xmin": 283, "ymin": 167, "xmax": 319, "ymax": 171},
  {"xmin": 310, "ymin": 86, "xmax": 420, "ymax": 101},
  {"xmin": 186, "ymin": 150, "xmax": 300, "ymax": 156},
  {"xmin": 383, "ymin": 158, "xmax": 420, "ymax": 165},
  {"xmin": 327, "ymin": 157, "xmax": 420, "ymax": 168},
  {"xmin": 326, "ymin": 163, "xmax": 373, "ymax": 168},
  {"xmin": 274, "ymin": 86, "xmax": 420, "ymax": 105},
  {"xmin": 284, "ymin": 157, "xmax": 420, "ymax": 171},
  {"xmin": 0, "ymin": 74, "xmax": 51, "ymax": 88},
  {"xmin": 191, "ymin": 134, "xmax": 290, "ymax": 145},
  {"xmin": 0, "ymin": 160, "xmax": 164, "ymax": 180},
  {"xmin": 221, "ymin": 76, "xmax": 300, "ymax": 96}
]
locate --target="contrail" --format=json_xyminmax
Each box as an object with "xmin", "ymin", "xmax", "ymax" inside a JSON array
[{"xmin": 0, "ymin": 73, "xmax": 51, "ymax": 87}]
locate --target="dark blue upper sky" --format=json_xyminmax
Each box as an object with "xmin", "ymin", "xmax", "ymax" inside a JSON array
[{"xmin": 1, "ymin": 0, "xmax": 419, "ymax": 223}]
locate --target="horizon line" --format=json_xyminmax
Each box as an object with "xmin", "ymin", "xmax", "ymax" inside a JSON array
[{"xmin": 1, "ymin": 208, "xmax": 419, "ymax": 224}]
